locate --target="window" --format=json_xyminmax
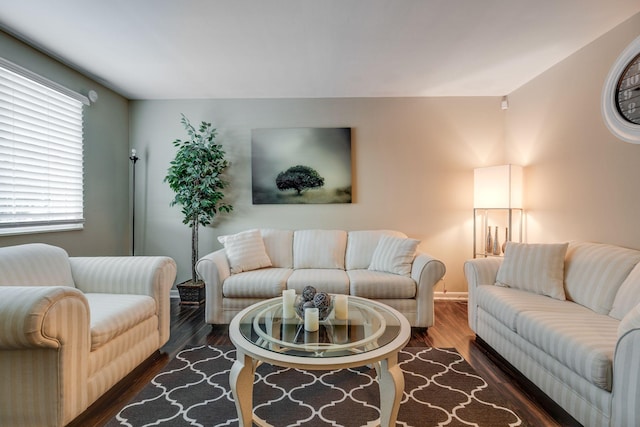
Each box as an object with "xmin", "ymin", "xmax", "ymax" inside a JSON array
[{"xmin": 0, "ymin": 58, "xmax": 89, "ymax": 235}]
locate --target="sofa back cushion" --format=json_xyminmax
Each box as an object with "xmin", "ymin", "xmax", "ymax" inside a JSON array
[
  {"xmin": 261, "ymin": 229, "xmax": 294, "ymax": 268},
  {"xmin": 564, "ymin": 241, "xmax": 640, "ymax": 314},
  {"xmin": 0, "ymin": 243, "xmax": 75, "ymax": 287},
  {"xmin": 610, "ymin": 262, "xmax": 640, "ymax": 320},
  {"xmin": 345, "ymin": 230, "xmax": 407, "ymax": 270},
  {"xmin": 293, "ymin": 229, "xmax": 347, "ymax": 269}
]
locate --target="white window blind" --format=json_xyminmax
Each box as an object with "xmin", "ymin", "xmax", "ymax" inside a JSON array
[{"xmin": 0, "ymin": 58, "xmax": 88, "ymax": 235}]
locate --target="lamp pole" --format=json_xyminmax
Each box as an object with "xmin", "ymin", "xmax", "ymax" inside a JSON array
[{"xmin": 129, "ymin": 149, "xmax": 139, "ymax": 256}]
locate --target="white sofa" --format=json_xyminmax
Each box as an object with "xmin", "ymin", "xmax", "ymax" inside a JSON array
[
  {"xmin": 0, "ymin": 243, "xmax": 177, "ymax": 427},
  {"xmin": 465, "ymin": 241, "xmax": 640, "ymax": 427},
  {"xmin": 196, "ymin": 229, "xmax": 446, "ymax": 327}
]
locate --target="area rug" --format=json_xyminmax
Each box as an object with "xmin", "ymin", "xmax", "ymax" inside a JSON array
[{"xmin": 107, "ymin": 345, "xmax": 527, "ymax": 427}]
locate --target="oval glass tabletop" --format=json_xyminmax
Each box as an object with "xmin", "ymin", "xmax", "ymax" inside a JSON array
[{"xmin": 237, "ymin": 295, "xmax": 402, "ymax": 358}]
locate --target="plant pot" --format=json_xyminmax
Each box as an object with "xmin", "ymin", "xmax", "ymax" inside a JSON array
[{"xmin": 177, "ymin": 280, "xmax": 205, "ymax": 305}]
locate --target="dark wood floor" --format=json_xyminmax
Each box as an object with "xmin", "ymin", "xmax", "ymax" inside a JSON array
[{"xmin": 69, "ymin": 299, "xmax": 577, "ymax": 427}]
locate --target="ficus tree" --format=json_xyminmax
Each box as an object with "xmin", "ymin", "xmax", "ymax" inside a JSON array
[
  {"xmin": 276, "ymin": 165, "xmax": 325, "ymax": 195},
  {"xmin": 165, "ymin": 114, "xmax": 233, "ymax": 283}
]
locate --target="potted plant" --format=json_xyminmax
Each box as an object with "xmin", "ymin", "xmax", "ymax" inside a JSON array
[{"xmin": 165, "ymin": 114, "xmax": 233, "ymax": 304}]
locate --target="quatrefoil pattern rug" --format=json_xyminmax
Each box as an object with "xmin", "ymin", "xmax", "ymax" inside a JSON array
[{"xmin": 107, "ymin": 345, "xmax": 526, "ymax": 426}]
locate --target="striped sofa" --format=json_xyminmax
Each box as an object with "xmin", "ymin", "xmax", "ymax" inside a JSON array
[
  {"xmin": 465, "ymin": 241, "xmax": 640, "ymax": 427},
  {"xmin": 0, "ymin": 243, "xmax": 176, "ymax": 427},
  {"xmin": 196, "ymin": 229, "xmax": 446, "ymax": 327}
]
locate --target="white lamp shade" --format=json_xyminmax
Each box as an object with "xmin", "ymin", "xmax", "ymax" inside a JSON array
[{"xmin": 474, "ymin": 165, "xmax": 523, "ymax": 209}]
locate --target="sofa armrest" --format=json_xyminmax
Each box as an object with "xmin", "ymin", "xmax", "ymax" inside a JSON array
[
  {"xmin": 196, "ymin": 249, "xmax": 231, "ymax": 324},
  {"xmin": 612, "ymin": 304, "xmax": 640, "ymax": 426},
  {"xmin": 463, "ymin": 257, "xmax": 503, "ymax": 332},
  {"xmin": 0, "ymin": 286, "xmax": 90, "ymax": 425},
  {"xmin": 411, "ymin": 252, "xmax": 446, "ymax": 327},
  {"xmin": 0, "ymin": 286, "xmax": 90, "ymax": 349},
  {"xmin": 69, "ymin": 256, "xmax": 176, "ymax": 346}
]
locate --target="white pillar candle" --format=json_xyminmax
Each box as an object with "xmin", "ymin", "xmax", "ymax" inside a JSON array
[
  {"xmin": 335, "ymin": 294, "xmax": 348, "ymax": 319},
  {"xmin": 282, "ymin": 289, "xmax": 296, "ymax": 319},
  {"xmin": 304, "ymin": 307, "xmax": 319, "ymax": 331}
]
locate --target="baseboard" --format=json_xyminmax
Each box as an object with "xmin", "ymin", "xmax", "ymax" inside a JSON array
[
  {"xmin": 171, "ymin": 289, "xmax": 466, "ymax": 301},
  {"xmin": 434, "ymin": 291, "xmax": 467, "ymax": 301}
]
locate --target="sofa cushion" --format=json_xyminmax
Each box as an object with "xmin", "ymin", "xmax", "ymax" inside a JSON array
[
  {"xmin": 218, "ymin": 229, "xmax": 272, "ymax": 274},
  {"xmin": 223, "ymin": 268, "xmax": 292, "ymax": 298},
  {"xmin": 293, "ymin": 230, "xmax": 347, "ymax": 269},
  {"xmin": 0, "ymin": 243, "xmax": 75, "ymax": 287},
  {"xmin": 476, "ymin": 285, "xmax": 591, "ymax": 331},
  {"xmin": 86, "ymin": 293, "xmax": 156, "ymax": 351},
  {"xmin": 287, "ymin": 269, "xmax": 350, "ymax": 294},
  {"xmin": 348, "ymin": 270, "xmax": 416, "ymax": 299},
  {"xmin": 610, "ymin": 263, "xmax": 640, "ymax": 320},
  {"xmin": 261, "ymin": 229, "xmax": 294, "ymax": 268},
  {"xmin": 564, "ymin": 241, "xmax": 640, "ymax": 314},
  {"xmin": 368, "ymin": 235, "xmax": 419, "ymax": 277},
  {"xmin": 516, "ymin": 310, "xmax": 619, "ymax": 391},
  {"xmin": 496, "ymin": 242, "xmax": 568, "ymax": 300},
  {"xmin": 345, "ymin": 230, "xmax": 407, "ymax": 270}
]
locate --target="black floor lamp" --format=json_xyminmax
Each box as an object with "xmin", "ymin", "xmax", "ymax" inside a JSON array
[{"xmin": 129, "ymin": 149, "xmax": 139, "ymax": 256}]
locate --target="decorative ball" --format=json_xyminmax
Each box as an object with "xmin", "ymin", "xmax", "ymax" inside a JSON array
[
  {"xmin": 302, "ymin": 300, "xmax": 315, "ymax": 310},
  {"xmin": 313, "ymin": 292, "xmax": 331, "ymax": 311},
  {"xmin": 302, "ymin": 285, "xmax": 317, "ymax": 301}
]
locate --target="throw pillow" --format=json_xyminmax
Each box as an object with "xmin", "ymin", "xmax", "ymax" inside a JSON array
[
  {"xmin": 495, "ymin": 242, "xmax": 569, "ymax": 300},
  {"xmin": 218, "ymin": 229, "xmax": 272, "ymax": 274},
  {"xmin": 368, "ymin": 235, "xmax": 419, "ymax": 276}
]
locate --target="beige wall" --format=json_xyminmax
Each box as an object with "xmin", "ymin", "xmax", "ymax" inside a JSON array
[
  {"xmin": 0, "ymin": 31, "xmax": 131, "ymax": 256},
  {"xmin": 505, "ymin": 12, "xmax": 640, "ymax": 248},
  {"xmin": 130, "ymin": 97, "xmax": 506, "ymax": 290}
]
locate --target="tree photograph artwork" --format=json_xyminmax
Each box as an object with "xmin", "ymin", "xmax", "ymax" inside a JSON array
[{"xmin": 251, "ymin": 128, "xmax": 352, "ymax": 204}]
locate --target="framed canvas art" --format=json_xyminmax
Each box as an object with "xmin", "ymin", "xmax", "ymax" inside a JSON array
[{"xmin": 251, "ymin": 127, "xmax": 352, "ymax": 204}]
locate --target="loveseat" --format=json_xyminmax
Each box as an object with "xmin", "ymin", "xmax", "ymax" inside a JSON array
[
  {"xmin": 0, "ymin": 243, "xmax": 177, "ymax": 427},
  {"xmin": 465, "ymin": 241, "xmax": 640, "ymax": 427},
  {"xmin": 196, "ymin": 229, "xmax": 446, "ymax": 327}
]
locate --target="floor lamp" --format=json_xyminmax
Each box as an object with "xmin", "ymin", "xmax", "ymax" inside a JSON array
[{"xmin": 129, "ymin": 149, "xmax": 139, "ymax": 256}]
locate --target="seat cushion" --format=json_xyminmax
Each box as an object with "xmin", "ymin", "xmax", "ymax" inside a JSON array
[
  {"xmin": 516, "ymin": 310, "xmax": 619, "ymax": 391},
  {"xmin": 223, "ymin": 268, "xmax": 292, "ymax": 298},
  {"xmin": 476, "ymin": 285, "xmax": 592, "ymax": 332},
  {"xmin": 86, "ymin": 293, "xmax": 156, "ymax": 351},
  {"xmin": 348, "ymin": 269, "xmax": 416, "ymax": 299},
  {"xmin": 287, "ymin": 269, "xmax": 349, "ymax": 294},
  {"xmin": 293, "ymin": 230, "xmax": 347, "ymax": 269}
]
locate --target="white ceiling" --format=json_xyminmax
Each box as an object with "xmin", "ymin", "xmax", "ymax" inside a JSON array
[{"xmin": 1, "ymin": 1, "xmax": 639, "ymax": 100}]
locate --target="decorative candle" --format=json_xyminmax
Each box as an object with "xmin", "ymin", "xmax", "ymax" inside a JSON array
[
  {"xmin": 335, "ymin": 294, "xmax": 348, "ymax": 319},
  {"xmin": 282, "ymin": 321, "xmax": 297, "ymax": 343},
  {"xmin": 282, "ymin": 289, "xmax": 295, "ymax": 319},
  {"xmin": 304, "ymin": 307, "xmax": 319, "ymax": 332},
  {"xmin": 333, "ymin": 323, "xmax": 348, "ymax": 344}
]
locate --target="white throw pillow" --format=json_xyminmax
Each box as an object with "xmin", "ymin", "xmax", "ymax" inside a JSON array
[
  {"xmin": 496, "ymin": 242, "xmax": 569, "ymax": 300},
  {"xmin": 218, "ymin": 229, "xmax": 272, "ymax": 274},
  {"xmin": 368, "ymin": 235, "xmax": 419, "ymax": 276}
]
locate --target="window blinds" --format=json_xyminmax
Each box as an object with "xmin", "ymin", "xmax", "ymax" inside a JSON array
[{"xmin": 0, "ymin": 59, "xmax": 87, "ymax": 234}]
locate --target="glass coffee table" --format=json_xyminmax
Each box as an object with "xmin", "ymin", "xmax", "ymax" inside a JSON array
[{"xmin": 229, "ymin": 295, "xmax": 411, "ymax": 427}]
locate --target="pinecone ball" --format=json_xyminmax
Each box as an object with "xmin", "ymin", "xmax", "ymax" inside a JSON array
[{"xmin": 302, "ymin": 285, "xmax": 317, "ymax": 301}]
